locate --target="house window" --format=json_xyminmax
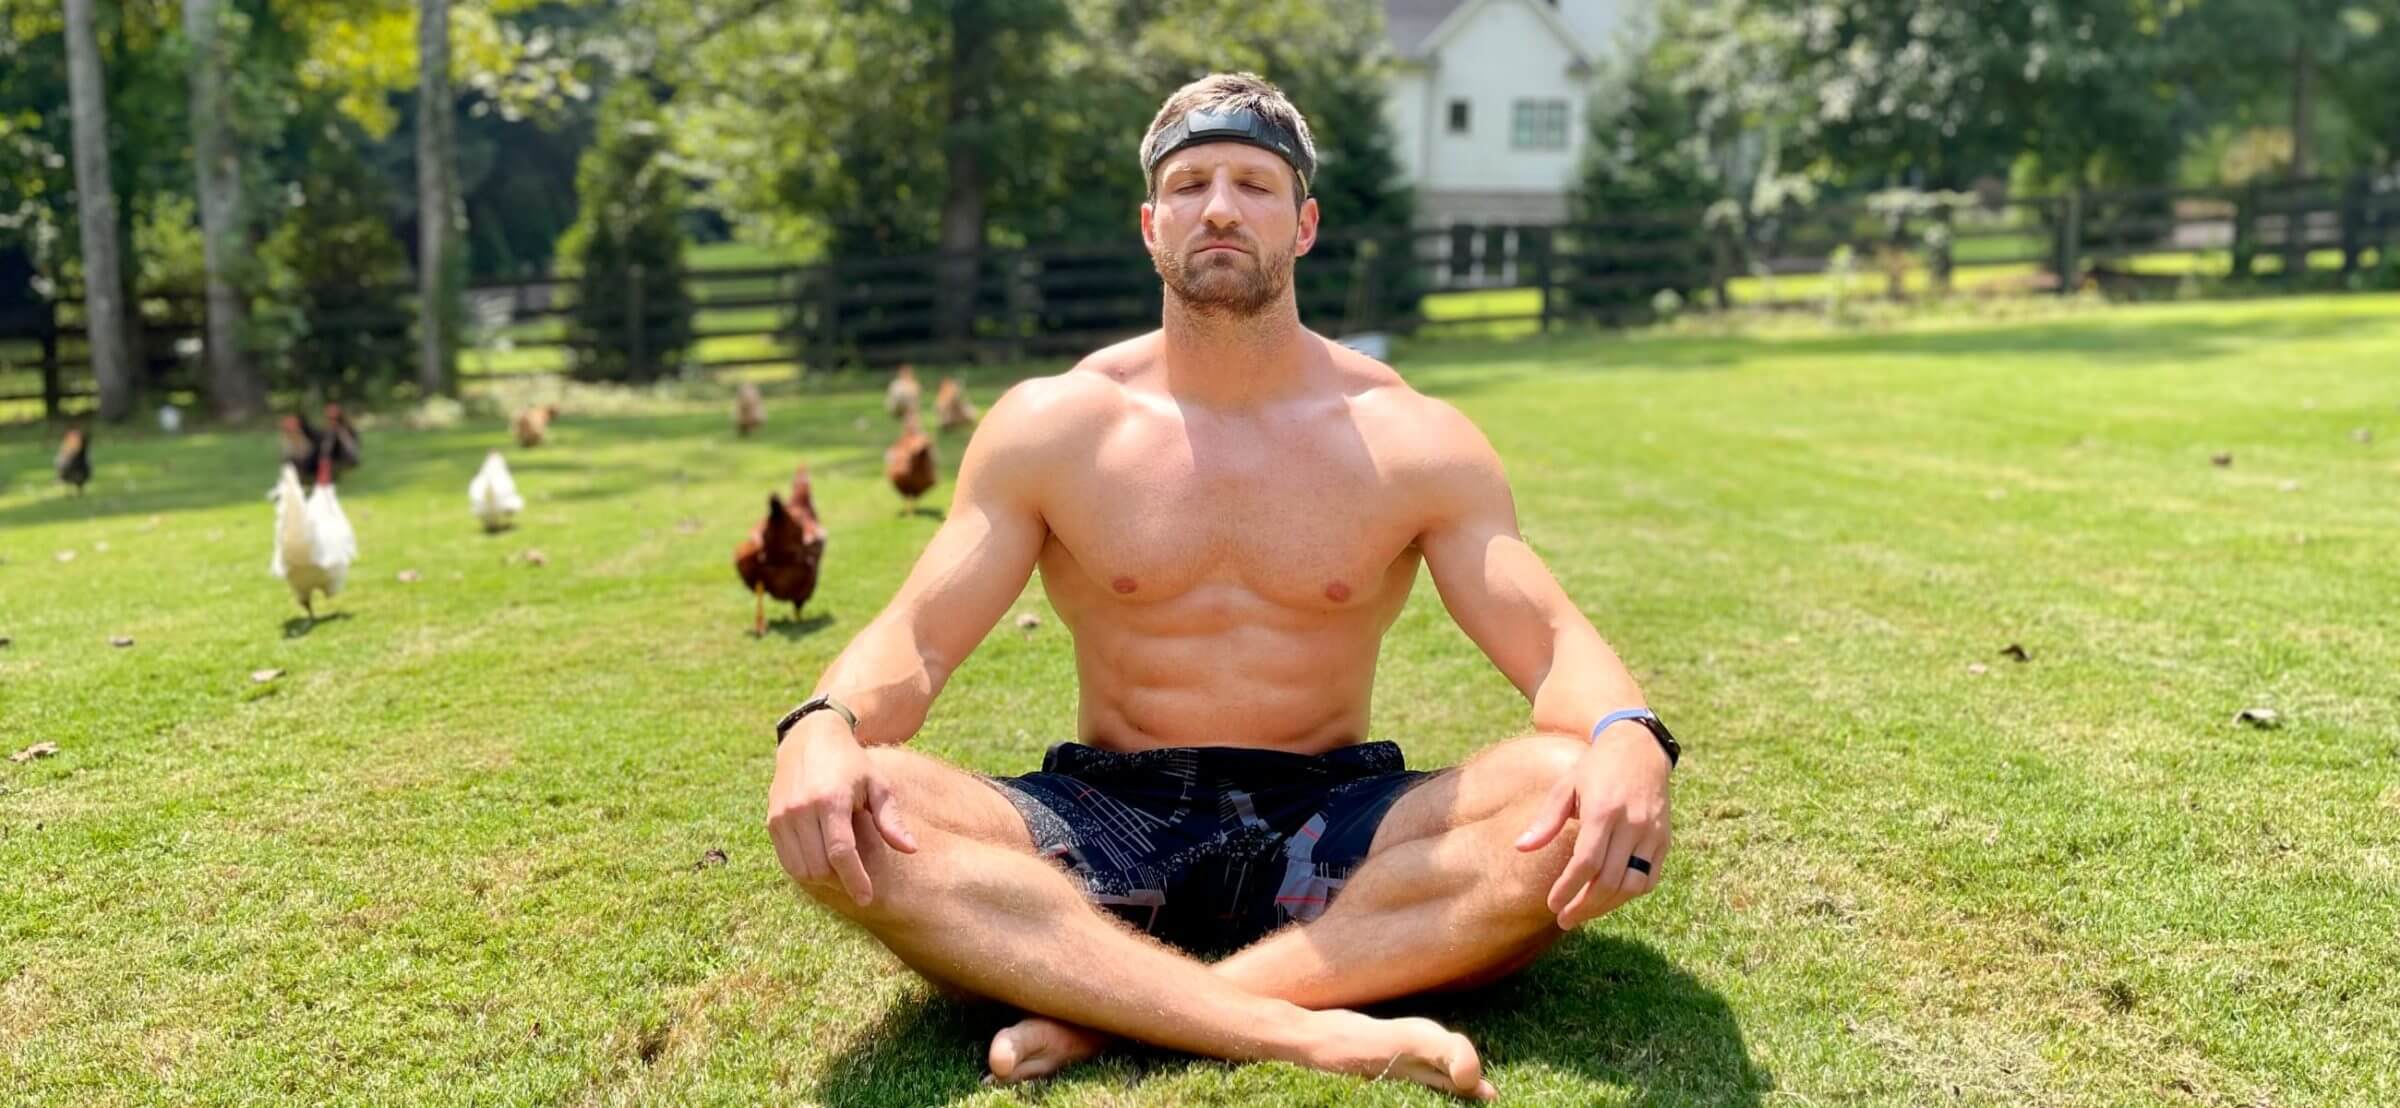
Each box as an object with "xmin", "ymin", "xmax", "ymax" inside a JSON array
[
  {"xmin": 1511, "ymin": 99, "xmax": 1569, "ymax": 150},
  {"xmin": 1447, "ymin": 99, "xmax": 1471, "ymax": 135}
]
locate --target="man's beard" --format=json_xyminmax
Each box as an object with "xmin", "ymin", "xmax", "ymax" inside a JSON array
[{"xmin": 1152, "ymin": 231, "xmax": 1294, "ymax": 319}]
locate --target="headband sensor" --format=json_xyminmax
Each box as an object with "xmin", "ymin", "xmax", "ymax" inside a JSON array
[{"xmin": 1145, "ymin": 106, "xmax": 1314, "ymax": 198}]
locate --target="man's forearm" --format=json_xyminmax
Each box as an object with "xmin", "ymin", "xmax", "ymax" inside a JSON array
[
  {"xmin": 1527, "ymin": 624, "xmax": 1647, "ymax": 739},
  {"xmin": 806, "ymin": 614, "xmax": 950, "ymax": 746}
]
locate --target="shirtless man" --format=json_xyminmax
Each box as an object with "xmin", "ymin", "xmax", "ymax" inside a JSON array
[{"xmin": 765, "ymin": 73, "xmax": 1679, "ymax": 1099}]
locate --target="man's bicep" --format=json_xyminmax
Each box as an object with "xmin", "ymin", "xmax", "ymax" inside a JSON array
[
  {"xmin": 1416, "ymin": 431, "xmax": 1572, "ymax": 697},
  {"xmin": 884, "ymin": 389, "xmax": 1055, "ymax": 679}
]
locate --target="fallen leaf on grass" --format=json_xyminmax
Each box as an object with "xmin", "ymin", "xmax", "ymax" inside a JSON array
[
  {"xmin": 2000, "ymin": 643, "xmax": 2031, "ymax": 663},
  {"xmin": 2210, "ymin": 452, "xmax": 2233, "ymax": 468},
  {"xmin": 397, "ymin": 569, "xmax": 422, "ymax": 583},
  {"xmin": 92, "ymin": 540, "xmax": 109, "ymax": 552},
  {"xmin": 2278, "ymin": 479, "xmax": 2301, "ymax": 493},
  {"xmin": 2354, "ymin": 428, "xmax": 2374, "ymax": 445},
  {"xmin": 251, "ymin": 668, "xmax": 284, "ymax": 684},
  {"xmin": 55, "ymin": 550, "xmax": 74, "ymax": 563},
  {"xmin": 694, "ymin": 848, "xmax": 729, "ymax": 871},
  {"xmin": 673, "ymin": 518, "xmax": 702, "ymax": 535},
  {"xmin": 108, "ymin": 636, "xmax": 134, "ymax": 648},
  {"xmin": 10, "ymin": 742, "xmax": 58, "ymax": 763},
  {"xmin": 1966, "ymin": 662, "xmax": 1989, "ymax": 676},
  {"xmin": 2234, "ymin": 707, "xmax": 2281, "ymax": 729},
  {"xmin": 1015, "ymin": 611, "xmax": 1042, "ymax": 631},
  {"xmin": 521, "ymin": 549, "xmax": 548, "ymax": 567}
]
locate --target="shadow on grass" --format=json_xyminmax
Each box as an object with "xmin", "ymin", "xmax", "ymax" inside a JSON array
[
  {"xmin": 1389, "ymin": 934, "xmax": 1771, "ymax": 1105},
  {"xmin": 814, "ymin": 934, "xmax": 1765, "ymax": 1106},
  {"xmin": 759, "ymin": 612, "xmax": 835, "ymax": 640},
  {"xmin": 280, "ymin": 611, "xmax": 353, "ymax": 639}
]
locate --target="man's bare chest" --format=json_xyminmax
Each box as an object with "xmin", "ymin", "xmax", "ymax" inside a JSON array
[{"xmin": 1037, "ymin": 442, "xmax": 1425, "ymax": 612}]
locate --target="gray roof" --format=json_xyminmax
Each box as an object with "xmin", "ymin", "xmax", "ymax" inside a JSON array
[{"xmin": 1385, "ymin": 0, "xmax": 1466, "ymax": 57}]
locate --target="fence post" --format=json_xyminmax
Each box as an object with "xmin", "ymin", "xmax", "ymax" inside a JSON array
[
  {"xmin": 2054, "ymin": 189, "xmax": 2083, "ymax": 295},
  {"xmin": 1533, "ymin": 227, "xmax": 1554, "ymax": 333},
  {"xmin": 39, "ymin": 297, "xmax": 61, "ymax": 419},
  {"xmin": 1710, "ymin": 225, "xmax": 1733, "ymax": 310},
  {"xmin": 815, "ymin": 261, "xmax": 841, "ymax": 370},
  {"xmin": 1930, "ymin": 202, "xmax": 1955, "ymax": 298},
  {"xmin": 2340, "ymin": 173, "xmax": 2368, "ymax": 275},
  {"xmin": 2283, "ymin": 182, "xmax": 2311, "ymax": 280},
  {"xmin": 626, "ymin": 263, "xmax": 647, "ymax": 377},
  {"xmin": 1002, "ymin": 251, "xmax": 1030, "ymax": 363},
  {"xmin": 2232, "ymin": 183, "xmax": 2258, "ymax": 279}
]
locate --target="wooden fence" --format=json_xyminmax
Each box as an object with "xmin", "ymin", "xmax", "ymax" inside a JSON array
[{"xmin": 5, "ymin": 174, "xmax": 2394, "ymax": 419}]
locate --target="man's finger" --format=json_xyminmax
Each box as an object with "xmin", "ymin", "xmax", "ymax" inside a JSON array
[
  {"xmin": 822, "ymin": 809, "xmax": 873, "ymax": 906},
  {"xmin": 768, "ymin": 815, "xmax": 807, "ymax": 882},
  {"xmin": 791, "ymin": 809, "xmax": 830, "ymax": 883},
  {"xmin": 1516, "ymin": 778, "xmax": 1575, "ymax": 852},
  {"xmin": 1621, "ymin": 825, "xmax": 1669, "ymax": 896},
  {"xmin": 1547, "ymin": 820, "xmax": 1611, "ymax": 917},
  {"xmin": 1562, "ymin": 883, "xmax": 1632, "ymax": 929},
  {"xmin": 1599, "ymin": 820, "xmax": 1642, "ymax": 896},
  {"xmin": 868, "ymin": 778, "xmax": 917, "ymax": 853}
]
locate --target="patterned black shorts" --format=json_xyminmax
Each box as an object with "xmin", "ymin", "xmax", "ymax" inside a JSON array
[{"xmin": 982, "ymin": 741, "xmax": 1437, "ymax": 954}]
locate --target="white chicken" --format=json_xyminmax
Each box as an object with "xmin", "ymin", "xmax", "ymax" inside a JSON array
[
  {"xmin": 272, "ymin": 461, "xmax": 357, "ymax": 621},
  {"xmin": 468, "ymin": 450, "xmax": 525, "ymax": 532}
]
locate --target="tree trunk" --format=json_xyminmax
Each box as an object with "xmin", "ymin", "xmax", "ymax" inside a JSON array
[
  {"xmin": 2289, "ymin": 42, "xmax": 2314, "ymax": 182},
  {"xmin": 417, "ymin": 0, "xmax": 458, "ymax": 397},
  {"xmin": 2284, "ymin": 41, "xmax": 2314, "ymax": 278},
  {"xmin": 934, "ymin": 6, "xmax": 993, "ymax": 350},
  {"xmin": 63, "ymin": 0, "xmax": 133, "ymax": 421},
  {"xmin": 185, "ymin": 0, "xmax": 263, "ymax": 420}
]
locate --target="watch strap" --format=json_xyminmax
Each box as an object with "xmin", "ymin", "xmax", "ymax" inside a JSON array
[
  {"xmin": 775, "ymin": 694, "xmax": 858, "ymax": 746},
  {"xmin": 1590, "ymin": 708, "xmax": 1679, "ymax": 769}
]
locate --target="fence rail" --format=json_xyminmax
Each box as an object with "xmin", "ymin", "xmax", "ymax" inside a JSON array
[{"xmin": 6, "ymin": 174, "xmax": 2394, "ymax": 419}]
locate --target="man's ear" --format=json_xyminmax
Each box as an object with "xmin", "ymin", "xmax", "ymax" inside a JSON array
[
  {"xmin": 1294, "ymin": 196, "xmax": 1320, "ymax": 258},
  {"xmin": 1139, "ymin": 201, "xmax": 1158, "ymax": 250}
]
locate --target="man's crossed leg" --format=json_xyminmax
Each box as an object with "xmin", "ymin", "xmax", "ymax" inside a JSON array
[{"xmin": 791, "ymin": 735, "xmax": 1640, "ymax": 1099}]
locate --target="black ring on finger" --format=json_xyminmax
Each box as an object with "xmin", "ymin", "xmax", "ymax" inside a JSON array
[{"xmin": 1626, "ymin": 855, "xmax": 1653, "ymax": 875}]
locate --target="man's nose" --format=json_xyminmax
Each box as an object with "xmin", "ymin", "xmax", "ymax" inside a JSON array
[{"xmin": 1200, "ymin": 175, "xmax": 1243, "ymax": 232}]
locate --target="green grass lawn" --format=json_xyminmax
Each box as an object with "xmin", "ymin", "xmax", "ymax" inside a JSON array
[{"xmin": 5, "ymin": 294, "xmax": 2399, "ymax": 1106}]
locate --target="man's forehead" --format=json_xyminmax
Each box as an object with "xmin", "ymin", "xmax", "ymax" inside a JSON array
[{"xmin": 1157, "ymin": 142, "xmax": 1293, "ymax": 177}]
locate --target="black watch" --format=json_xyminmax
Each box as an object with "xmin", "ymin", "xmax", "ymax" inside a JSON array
[
  {"xmin": 1592, "ymin": 708, "xmax": 1680, "ymax": 770},
  {"xmin": 775, "ymin": 694, "xmax": 858, "ymax": 746}
]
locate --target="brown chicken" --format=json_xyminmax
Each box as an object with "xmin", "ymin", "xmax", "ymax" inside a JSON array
[
  {"xmin": 55, "ymin": 426, "xmax": 91, "ymax": 495},
  {"xmin": 513, "ymin": 404, "xmax": 559, "ymax": 448},
  {"xmin": 935, "ymin": 376, "xmax": 980, "ymax": 433},
  {"xmin": 734, "ymin": 383, "xmax": 765, "ymax": 438},
  {"xmin": 734, "ymin": 465, "xmax": 828, "ymax": 636},
  {"xmin": 885, "ymin": 410, "xmax": 938, "ymax": 514},
  {"xmin": 322, "ymin": 402, "xmax": 362, "ymax": 477},
  {"xmin": 884, "ymin": 363, "xmax": 921, "ymax": 420}
]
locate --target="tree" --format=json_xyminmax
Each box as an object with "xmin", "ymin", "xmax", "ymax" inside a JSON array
[
  {"xmin": 62, "ymin": 0, "xmax": 133, "ymax": 420},
  {"xmin": 184, "ymin": 0, "xmax": 265, "ymax": 420},
  {"xmin": 417, "ymin": 0, "xmax": 458, "ymax": 396},
  {"xmin": 1566, "ymin": 44, "xmax": 1722, "ymax": 318},
  {"xmin": 559, "ymin": 82, "xmax": 692, "ymax": 382}
]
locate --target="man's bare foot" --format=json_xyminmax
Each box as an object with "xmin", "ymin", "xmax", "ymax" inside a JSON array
[
  {"xmin": 987, "ymin": 1016, "xmax": 1110, "ymax": 1083},
  {"xmin": 1304, "ymin": 1009, "xmax": 1496, "ymax": 1100}
]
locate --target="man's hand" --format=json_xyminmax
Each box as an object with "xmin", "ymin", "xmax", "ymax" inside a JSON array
[
  {"xmin": 1513, "ymin": 726, "xmax": 1672, "ymax": 929},
  {"xmin": 766, "ymin": 723, "xmax": 917, "ymax": 906}
]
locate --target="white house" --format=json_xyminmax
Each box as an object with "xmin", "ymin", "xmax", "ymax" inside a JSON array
[{"xmin": 1382, "ymin": 0, "xmax": 1657, "ymax": 229}]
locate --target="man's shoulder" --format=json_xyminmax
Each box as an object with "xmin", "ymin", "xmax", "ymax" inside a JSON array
[
  {"xmin": 1322, "ymin": 338, "xmax": 1490, "ymax": 465},
  {"xmin": 974, "ymin": 340, "xmax": 1152, "ymax": 457}
]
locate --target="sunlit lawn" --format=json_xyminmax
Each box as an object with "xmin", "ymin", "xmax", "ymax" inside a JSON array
[{"xmin": 4, "ymin": 293, "xmax": 2398, "ymax": 1105}]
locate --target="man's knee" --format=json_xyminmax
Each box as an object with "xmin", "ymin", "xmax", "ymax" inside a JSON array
[{"xmin": 1478, "ymin": 735, "xmax": 1588, "ymax": 922}]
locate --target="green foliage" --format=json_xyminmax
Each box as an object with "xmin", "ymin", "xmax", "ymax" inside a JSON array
[
  {"xmin": 259, "ymin": 140, "xmax": 414, "ymax": 398},
  {"xmin": 1566, "ymin": 49, "xmax": 1720, "ymax": 318},
  {"xmin": 559, "ymin": 81, "xmax": 692, "ymax": 382}
]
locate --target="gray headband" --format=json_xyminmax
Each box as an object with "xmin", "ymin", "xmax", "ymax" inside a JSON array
[{"xmin": 1145, "ymin": 106, "xmax": 1314, "ymax": 197}]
